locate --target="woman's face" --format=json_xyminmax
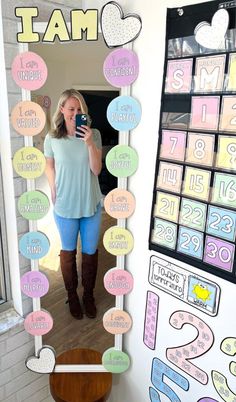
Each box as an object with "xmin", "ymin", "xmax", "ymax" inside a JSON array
[{"xmin": 60, "ymin": 97, "xmax": 82, "ymax": 134}]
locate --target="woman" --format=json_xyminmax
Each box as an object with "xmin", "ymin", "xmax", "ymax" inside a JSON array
[{"xmin": 44, "ymin": 88, "xmax": 102, "ymax": 320}]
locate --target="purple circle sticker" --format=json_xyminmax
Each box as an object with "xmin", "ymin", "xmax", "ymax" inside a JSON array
[
  {"xmin": 104, "ymin": 268, "xmax": 133, "ymax": 296},
  {"xmin": 24, "ymin": 310, "xmax": 53, "ymax": 336},
  {"xmin": 11, "ymin": 51, "xmax": 48, "ymax": 91},
  {"xmin": 21, "ymin": 271, "xmax": 49, "ymax": 298},
  {"xmin": 103, "ymin": 48, "xmax": 139, "ymax": 88}
]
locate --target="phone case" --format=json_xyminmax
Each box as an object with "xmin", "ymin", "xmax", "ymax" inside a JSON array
[{"xmin": 75, "ymin": 114, "xmax": 87, "ymax": 137}]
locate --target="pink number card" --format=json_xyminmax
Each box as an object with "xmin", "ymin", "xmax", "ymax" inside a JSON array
[
  {"xmin": 165, "ymin": 59, "xmax": 193, "ymax": 93},
  {"xmin": 189, "ymin": 96, "xmax": 220, "ymax": 131}
]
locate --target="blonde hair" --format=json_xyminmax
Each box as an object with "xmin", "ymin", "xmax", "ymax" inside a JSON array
[{"xmin": 51, "ymin": 89, "xmax": 91, "ymax": 138}]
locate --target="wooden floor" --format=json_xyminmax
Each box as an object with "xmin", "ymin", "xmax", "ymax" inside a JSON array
[{"xmin": 41, "ymin": 211, "xmax": 116, "ymax": 356}]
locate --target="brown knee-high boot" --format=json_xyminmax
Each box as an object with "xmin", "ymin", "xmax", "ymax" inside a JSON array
[
  {"xmin": 60, "ymin": 249, "xmax": 83, "ymax": 320},
  {"xmin": 81, "ymin": 250, "xmax": 98, "ymax": 318}
]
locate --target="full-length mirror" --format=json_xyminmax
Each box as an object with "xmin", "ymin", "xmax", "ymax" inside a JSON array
[{"xmin": 26, "ymin": 32, "xmax": 119, "ymax": 355}]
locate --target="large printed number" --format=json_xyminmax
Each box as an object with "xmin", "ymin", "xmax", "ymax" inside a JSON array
[
  {"xmin": 150, "ymin": 358, "xmax": 189, "ymax": 402},
  {"xmin": 212, "ymin": 338, "xmax": 236, "ymax": 402},
  {"xmin": 166, "ymin": 311, "xmax": 214, "ymax": 384}
]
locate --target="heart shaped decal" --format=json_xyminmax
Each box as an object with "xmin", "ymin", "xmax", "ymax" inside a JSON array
[
  {"xmin": 194, "ymin": 8, "xmax": 229, "ymax": 50},
  {"xmin": 101, "ymin": 2, "xmax": 142, "ymax": 48},
  {"xmin": 26, "ymin": 346, "xmax": 56, "ymax": 373}
]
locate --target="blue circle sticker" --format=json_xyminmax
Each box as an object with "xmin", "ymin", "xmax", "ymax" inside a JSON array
[
  {"xmin": 106, "ymin": 95, "xmax": 141, "ymax": 131},
  {"xmin": 19, "ymin": 231, "xmax": 50, "ymax": 260}
]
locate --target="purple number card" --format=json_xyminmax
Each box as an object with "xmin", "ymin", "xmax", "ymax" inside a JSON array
[{"xmin": 204, "ymin": 236, "xmax": 235, "ymax": 272}]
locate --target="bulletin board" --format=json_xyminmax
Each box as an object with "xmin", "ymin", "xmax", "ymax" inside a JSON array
[{"xmin": 149, "ymin": 0, "xmax": 236, "ymax": 284}]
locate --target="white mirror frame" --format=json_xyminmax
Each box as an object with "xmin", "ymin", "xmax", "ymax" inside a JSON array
[{"xmin": 18, "ymin": 21, "xmax": 133, "ymax": 373}]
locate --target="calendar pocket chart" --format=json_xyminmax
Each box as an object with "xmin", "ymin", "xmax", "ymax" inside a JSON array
[{"xmin": 149, "ymin": 39, "xmax": 236, "ymax": 283}]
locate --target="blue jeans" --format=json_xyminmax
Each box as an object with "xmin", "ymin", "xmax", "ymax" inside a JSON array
[{"xmin": 54, "ymin": 204, "xmax": 102, "ymax": 254}]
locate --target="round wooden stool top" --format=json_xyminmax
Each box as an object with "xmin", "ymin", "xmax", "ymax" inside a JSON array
[{"xmin": 49, "ymin": 348, "xmax": 112, "ymax": 402}]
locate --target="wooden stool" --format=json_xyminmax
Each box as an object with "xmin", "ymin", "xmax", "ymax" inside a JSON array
[{"xmin": 49, "ymin": 349, "xmax": 112, "ymax": 402}]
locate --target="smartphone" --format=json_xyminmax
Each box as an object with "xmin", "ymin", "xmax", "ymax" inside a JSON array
[{"xmin": 75, "ymin": 114, "xmax": 87, "ymax": 138}]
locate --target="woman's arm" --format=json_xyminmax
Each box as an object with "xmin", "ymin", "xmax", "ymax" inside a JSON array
[
  {"xmin": 87, "ymin": 142, "xmax": 102, "ymax": 176},
  {"xmin": 45, "ymin": 157, "xmax": 56, "ymax": 204}
]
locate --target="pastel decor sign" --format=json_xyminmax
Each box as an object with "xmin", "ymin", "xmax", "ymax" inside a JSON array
[
  {"xmin": 104, "ymin": 268, "xmax": 134, "ymax": 296},
  {"xmin": 101, "ymin": 1, "xmax": 142, "ymax": 48},
  {"xmin": 11, "ymin": 51, "xmax": 48, "ymax": 90},
  {"xmin": 106, "ymin": 95, "xmax": 141, "ymax": 131},
  {"xmin": 105, "ymin": 145, "xmax": 138, "ymax": 178},
  {"xmin": 102, "ymin": 348, "xmax": 130, "ymax": 373},
  {"xmin": 24, "ymin": 310, "xmax": 53, "ymax": 336},
  {"xmin": 104, "ymin": 188, "xmax": 135, "ymax": 219},
  {"xmin": 13, "ymin": 147, "xmax": 46, "ymax": 179},
  {"xmin": 19, "ymin": 231, "xmax": 50, "ymax": 260},
  {"xmin": 11, "ymin": 101, "xmax": 46, "ymax": 136},
  {"xmin": 18, "ymin": 190, "xmax": 50, "ymax": 220},
  {"xmin": 103, "ymin": 308, "xmax": 132, "ymax": 335},
  {"xmin": 103, "ymin": 226, "xmax": 134, "ymax": 256},
  {"xmin": 26, "ymin": 346, "xmax": 56, "ymax": 374},
  {"xmin": 103, "ymin": 48, "xmax": 139, "ymax": 88},
  {"xmin": 21, "ymin": 271, "xmax": 49, "ymax": 298},
  {"xmin": 194, "ymin": 9, "xmax": 229, "ymax": 49}
]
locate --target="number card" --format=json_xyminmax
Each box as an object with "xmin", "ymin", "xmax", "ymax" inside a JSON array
[
  {"xmin": 152, "ymin": 218, "xmax": 177, "ymax": 250},
  {"xmin": 216, "ymin": 136, "xmax": 236, "ymax": 171},
  {"xmin": 212, "ymin": 172, "xmax": 236, "ymax": 209},
  {"xmin": 204, "ymin": 236, "xmax": 235, "ymax": 272},
  {"xmin": 206, "ymin": 205, "xmax": 236, "ymax": 242},
  {"xmin": 154, "ymin": 192, "xmax": 180, "ymax": 223},
  {"xmin": 165, "ymin": 58, "xmax": 193, "ymax": 93},
  {"xmin": 219, "ymin": 96, "xmax": 236, "ymax": 132},
  {"xmin": 189, "ymin": 96, "xmax": 220, "ymax": 131},
  {"xmin": 160, "ymin": 130, "xmax": 187, "ymax": 162},
  {"xmin": 179, "ymin": 198, "xmax": 207, "ymax": 232},
  {"xmin": 227, "ymin": 53, "xmax": 236, "ymax": 91},
  {"xmin": 185, "ymin": 132, "xmax": 215, "ymax": 167},
  {"xmin": 156, "ymin": 162, "xmax": 183, "ymax": 193},
  {"xmin": 182, "ymin": 167, "xmax": 211, "ymax": 201},
  {"xmin": 194, "ymin": 55, "xmax": 226, "ymax": 93},
  {"xmin": 177, "ymin": 226, "xmax": 204, "ymax": 259}
]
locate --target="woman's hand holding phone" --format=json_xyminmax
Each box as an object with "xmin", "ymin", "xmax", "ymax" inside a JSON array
[{"xmin": 75, "ymin": 114, "xmax": 87, "ymax": 138}]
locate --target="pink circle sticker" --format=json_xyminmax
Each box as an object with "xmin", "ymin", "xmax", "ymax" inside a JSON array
[
  {"xmin": 104, "ymin": 268, "xmax": 133, "ymax": 296},
  {"xmin": 11, "ymin": 101, "xmax": 46, "ymax": 136},
  {"xmin": 104, "ymin": 188, "xmax": 135, "ymax": 219},
  {"xmin": 103, "ymin": 48, "xmax": 139, "ymax": 87},
  {"xmin": 103, "ymin": 308, "xmax": 132, "ymax": 335},
  {"xmin": 11, "ymin": 51, "xmax": 48, "ymax": 91},
  {"xmin": 24, "ymin": 310, "xmax": 53, "ymax": 336},
  {"xmin": 21, "ymin": 271, "xmax": 49, "ymax": 298}
]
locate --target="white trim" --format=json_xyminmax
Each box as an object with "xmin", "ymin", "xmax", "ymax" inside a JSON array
[
  {"xmin": 73, "ymin": 84, "xmax": 116, "ymax": 91},
  {"xmin": 0, "ymin": 2, "xmax": 23, "ymax": 316}
]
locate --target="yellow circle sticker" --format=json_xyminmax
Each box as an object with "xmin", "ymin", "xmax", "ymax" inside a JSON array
[
  {"xmin": 13, "ymin": 147, "xmax": 46, "ymax": 179},
  {"xmin": 11, "ymin": 101, "xmax": 46, "ymax": 136},
  {"xmin": 103, "ymin": 226, "xmax": 134, "ymax": 256}
]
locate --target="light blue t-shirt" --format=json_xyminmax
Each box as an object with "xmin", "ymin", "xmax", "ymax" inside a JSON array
[{"xmin": 44, "ymin": 129, "xmax": 102, "ymax": 218}]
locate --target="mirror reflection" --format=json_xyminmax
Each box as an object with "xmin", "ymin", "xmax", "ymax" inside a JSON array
[{"xmin": 29, "ymin": 36, "xmax": 119, "ymax": 354}]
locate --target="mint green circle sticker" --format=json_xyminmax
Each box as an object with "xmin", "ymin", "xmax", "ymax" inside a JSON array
[
  {"xmin": 102, "ymin": 348, "xmax": 130, "ymax": 373},
  {"xmin": 105, "ymin": 145, "xmax": 138, "ymax": 178},
  {"xmin": 18, "ymin": 190, "xmax": 50, "ymax": 220}
]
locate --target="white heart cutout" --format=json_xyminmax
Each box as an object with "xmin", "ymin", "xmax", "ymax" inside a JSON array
[
  {"xmin": 195, "ymin": 9, "xmax": 229, "ymax": 50},
  {"xmin": 101, "ymin": 2, "xmax": 142, "ymax": 48},
  {"xmin": 26, "ymin": 346, "xmax": 56, "ymax": 374}
]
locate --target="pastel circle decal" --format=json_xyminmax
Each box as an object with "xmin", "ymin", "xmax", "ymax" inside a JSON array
[
  {"xmin": 18, "ymin": 190, "xmax": 50, "ymax": 220},
  {"xmin": 11, "ymin": 51, "xmax": 48, "ymax": 91},
  {"xmin": 105, "ymin": 145, "xmax": 138, "ymax": 178},
  {"xmin": 13, "ymin": 147, "xmax": 46, "ymax": 179},
  {"xmin": 11, "ymin": 101, "xmax": 46, "ymax": 136},
  {"xmin": 104, "ymin": 188, "xmax": 135, "ymax": 219},
  {"xmin": 103, "ymin": 48, "xmax": 139, "ymax": 87},
  {"xmin": 104, "ymin": 268, "xmax": 134, "ymax": 296},
  {"xmin": 106, "ymin": 95, "xmax": 141, "ymax": 131},
  {"xmin": 102, "ymin": 348, "xmax": 130, "ymax": 373},
  {"xmin": 24, "ymin": 310, "xmax": 53, "ymax": 336},
  {"xmin": 21, "ymin": 271, "xmax": 49, "ymax": 298},
  {"xmin": 103, "ymin": 308, "xmax": 132, "ymax": 334},
  {"xmin": 103, "ymin": 226, "xmax": 134, "ymax": 256},
  {"xmin": 19, "ymin": 231, "xmax": 50, "ymax": 260}
]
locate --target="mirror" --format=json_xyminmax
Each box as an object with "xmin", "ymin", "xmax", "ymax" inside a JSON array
[{"xmin": 27, "ymin": 33, "xmax": 118, "ymax": 357}]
